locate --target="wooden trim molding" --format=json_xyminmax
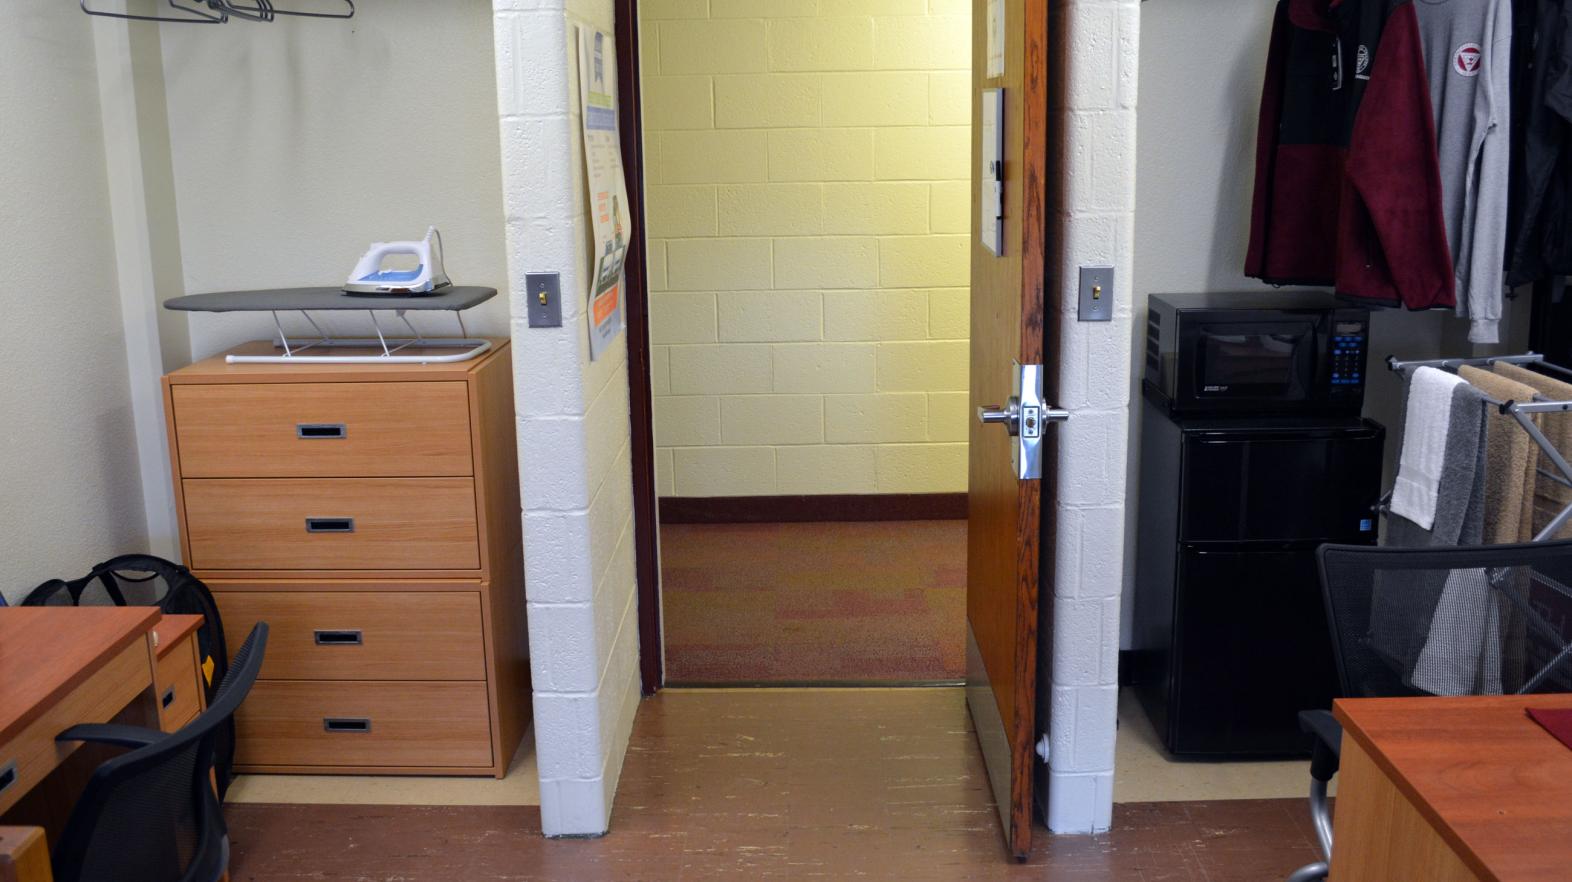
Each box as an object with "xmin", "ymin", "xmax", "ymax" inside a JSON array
[
  {"xmin": 615, "ymin": 0, "xmax": 664, "ymax": 696},
  {"xmin": 659, "ymin": 493, "xmax": 968, "ymax": 524}
]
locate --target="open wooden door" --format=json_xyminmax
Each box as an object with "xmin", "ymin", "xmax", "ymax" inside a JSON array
[{"xmin": 966, "ymin": 0, "xmax": 1054, "ymax": 861}]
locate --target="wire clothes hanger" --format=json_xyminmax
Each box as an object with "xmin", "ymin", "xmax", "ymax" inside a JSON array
[{"xmin": 81, "ymin": 0, "xmax": 352, "ymax": 24}]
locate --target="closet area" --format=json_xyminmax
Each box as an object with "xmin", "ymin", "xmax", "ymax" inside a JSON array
[{"xmin": 1124, "ymin": 0, "xmax": 1572, "ymax": 801}]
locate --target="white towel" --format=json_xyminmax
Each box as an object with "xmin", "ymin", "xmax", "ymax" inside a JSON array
[{"xmin": 1391, "ymin": 366, "xmax": 1466, "ymax": 530}]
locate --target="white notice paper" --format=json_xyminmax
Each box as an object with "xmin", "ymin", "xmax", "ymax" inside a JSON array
[
  {"xmin": 980, "ymin": 88, "xmax": 1003, "ymax": 256},
  {"xmin": 986, "ymin": 0, "xmax": 1005, "ymax": 78},
  {"xmin": 577, "ymin": 26, "xmax": 629, "ymax": 361}
]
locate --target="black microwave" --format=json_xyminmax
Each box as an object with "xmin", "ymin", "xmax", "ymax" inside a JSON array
[{"xmin": 1144, "ymin": 292, "xmax": 1370, "ymax": 417}]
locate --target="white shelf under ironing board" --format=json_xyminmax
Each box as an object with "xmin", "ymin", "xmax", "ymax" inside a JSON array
[{"xmin": 163, "ymin": 286, "xmax": 497, "ymax": 364}]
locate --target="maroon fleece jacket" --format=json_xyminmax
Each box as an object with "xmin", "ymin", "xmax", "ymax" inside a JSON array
[{"xmin": 1247, "ymin": 0, "xmax": 1455, "ymax": 311}]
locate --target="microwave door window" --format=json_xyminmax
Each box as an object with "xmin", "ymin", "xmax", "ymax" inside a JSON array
[{"xmin": 1198, "ymin": 327, "xmax": 1309, "ymax": 398}]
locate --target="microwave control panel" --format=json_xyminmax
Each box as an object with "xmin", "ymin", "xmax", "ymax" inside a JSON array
[{"xmin": 1330, "ymin": 318, "xmax": 1369, "ymax": 392}]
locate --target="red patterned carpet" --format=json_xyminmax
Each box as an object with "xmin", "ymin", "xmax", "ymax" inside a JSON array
[{"xmin": 659, "ymin": 520, "xmax": 967, "ymax": 684}]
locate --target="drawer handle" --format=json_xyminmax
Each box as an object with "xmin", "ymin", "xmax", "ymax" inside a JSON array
[
  {"xmin": 297, "ymin": 423, "xmax": 347, "ymax": 439},
  {"xmin": 305, "ymin": 517, "xmax": 355, "ymax": 534},
  {"xmin": 323, "ymin": 717, "xmax": 371, "ymax": 733},
  {"xmin": 0, "ymin": 760, "xmax": 15, "ymax": 796},
  {"xmin": 162, "ymin": 687, "xmax": 177, "ymax": 709},
  {"xmin": 314, "ymin": 629, "xmax": 364, "ymax": 646}
]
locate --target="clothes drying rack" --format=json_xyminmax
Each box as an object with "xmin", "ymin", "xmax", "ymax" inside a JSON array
[
  {"xmin": 1386, "ymin": 353, "xmax": 1572, "ymax": 542},
  {"xmin": 1384, "ymin": 352, "xmax": 1572, "ymax": 694}
]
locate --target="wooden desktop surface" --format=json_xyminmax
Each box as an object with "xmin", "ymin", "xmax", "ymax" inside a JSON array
[
  {"xmin": 0, "ymin": 607, "xmax": 160, "ymax": 746},
  {"xmin": 1334, "ymin": 694, "xmax": 1572, "ymax": 881}
]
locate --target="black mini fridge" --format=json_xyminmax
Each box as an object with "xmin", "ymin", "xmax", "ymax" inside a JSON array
[{"xmin": 1132, "ymin": 387, "xmax": 1385, "ymax": 756}]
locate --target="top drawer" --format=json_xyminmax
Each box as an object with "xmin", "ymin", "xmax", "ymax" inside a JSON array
[{"xmin": 171, "ymin": 382, "xmax": 473, "ymax": 478}]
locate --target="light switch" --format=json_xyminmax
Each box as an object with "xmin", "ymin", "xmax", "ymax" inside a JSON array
[
  {"xmin": 1078, "ymin": 265, "xmax": 1113, "ymax": 322},
  {"xmin": 526, "ymin": 272, "xmax": 562, "ymax": 328}
]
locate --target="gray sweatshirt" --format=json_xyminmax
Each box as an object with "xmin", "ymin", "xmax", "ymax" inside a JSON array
[{"xmin": 1414, "ymin": 0, "xmax": 1513, "ymax": 344}]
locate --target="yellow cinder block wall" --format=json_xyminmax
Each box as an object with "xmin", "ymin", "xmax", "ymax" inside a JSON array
[{"xmin": 640, "ymin": 0, "xmax": 971, "ymax": 497}]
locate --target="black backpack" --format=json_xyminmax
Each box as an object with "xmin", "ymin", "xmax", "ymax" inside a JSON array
[{"xmin": 23, "ymin": 554, "xmax": 237, "ymax": 797}]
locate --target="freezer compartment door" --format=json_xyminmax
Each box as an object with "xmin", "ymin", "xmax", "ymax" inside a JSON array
[
  {"xmin": 1167, "ymin": 545, "xmax": 1340, "ymax": 756},
  {"xmin": 1179, "ymin": 425, "xmax": 1383, "ymax": 543}
]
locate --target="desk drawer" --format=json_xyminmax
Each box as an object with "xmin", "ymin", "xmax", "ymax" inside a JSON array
[
  {"xmin": 0, "ymin": 641, "xmax": 151, "ymax": 816},
  {"xmin": 234, "ymin": 681, "xmax": 493, "ymax": 769},
  {"xmin": 212, "ymin": 590, "xmax": 486, "ymax": 681},
  {"xmin": 154, "ymin": 634, "xmax": 203, "ymax": 733},
  {"xmin": 171, "ymin": 382, "xmax": 473, "ymax": 478},
  {"xmin": 182, "ymin": 478, "xmax": 480, "ymax": 571}
]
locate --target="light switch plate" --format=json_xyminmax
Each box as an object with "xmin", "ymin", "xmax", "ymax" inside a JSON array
[
  {"xmin": 526, "ymin": 272, "xmax": 562, "ymax": 328},
  {"xmin": 1078, "ymin": 265, "xmax": 1114, "ymax": 322}
]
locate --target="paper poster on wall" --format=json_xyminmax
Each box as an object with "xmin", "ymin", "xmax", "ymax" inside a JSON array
[
  {"xmin": 577, "ymin": 25, "xmax": 629, "ymax": 361},
  {"xmin": 986, "ymin": 0, "xmax": 1005, "ymax": 77},
  {"xmin": 980, "ymin": 88, "xmax": 1004, "ymax": 255}
]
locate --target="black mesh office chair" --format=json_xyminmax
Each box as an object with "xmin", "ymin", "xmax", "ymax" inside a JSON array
[
  {"xmin": 1287, "ymin": 541, "xmax": 1572, "ymax": 882},
  {"xmin": 48, "ymin": 622, "xmax": 268, "ymax": 882}
]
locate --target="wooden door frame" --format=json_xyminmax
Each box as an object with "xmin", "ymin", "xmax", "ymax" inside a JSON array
[{"xmin": 614, "ymin": 0, "xmax": 663, "ymax": 696}]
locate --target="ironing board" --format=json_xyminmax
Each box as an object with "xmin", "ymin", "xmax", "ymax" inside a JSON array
[{"xmin": 164, "ymin": 286, "xmax": 497, "ymax": 364}]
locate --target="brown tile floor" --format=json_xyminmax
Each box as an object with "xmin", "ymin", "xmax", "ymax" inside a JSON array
[
  {"xmin": 660, "ymin": 521, "xmax": 967, "ymax": 684},
  {"xmin": 227, "ymin": 689, "xmax": 1323, "ymax": 881}
]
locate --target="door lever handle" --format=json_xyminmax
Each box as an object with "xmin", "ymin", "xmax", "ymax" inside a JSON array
[{"xmin": 978, "ymin": 404, "xmax": 1017, "ymax": 426}]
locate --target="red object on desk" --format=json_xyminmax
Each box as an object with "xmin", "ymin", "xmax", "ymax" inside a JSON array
[{"xmin": 1527, "ymin": 707, "xmax": 1572, "ymax": 751}]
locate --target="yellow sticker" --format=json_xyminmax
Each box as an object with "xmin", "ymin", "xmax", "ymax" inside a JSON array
[{"xmin": 202, "ymin": 655, "xmax": 216, "ymax": 685}]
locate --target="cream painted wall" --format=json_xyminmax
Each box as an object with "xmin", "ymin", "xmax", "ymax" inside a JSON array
[
  {"xmin": 1123, "ymin": 0, "xmax": 1530, "ymax": 646},
  {"xmin": 638, "ymin": 0, "xmax": 972, "ymax": 497},
  {"xmin": 1, "ymin": 2, "xmax": 147, "ymax": 603},
  {"xmin": 157, "ymin": 1, "xmax": 510, "ymax": 360}
]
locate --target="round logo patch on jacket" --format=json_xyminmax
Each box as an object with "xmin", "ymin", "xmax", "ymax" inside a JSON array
[{"xmin": 1454, "ymin": 43, "xmax": 1483, "ymax": 76}]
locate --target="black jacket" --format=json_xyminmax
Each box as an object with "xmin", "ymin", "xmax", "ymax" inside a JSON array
[{"xmin": 1507, "ymin": 0, "xmax": 1572, "ymax": 285}]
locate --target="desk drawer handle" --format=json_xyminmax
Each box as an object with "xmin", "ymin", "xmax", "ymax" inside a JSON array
[
  {"xmin": 305, "ymin": 517, "xmax": 355, "ymax": 534},
  {"xmin": 314, "ymin": 630, "xmax": 363, "ymax": 646},
  {"xmin": 297, "ymin": 423, "xmax": 346, "ymax": 439},
  {"xmin": 161, "ymin": 687, "xmax": 177, "ymax": 709},
  {"xmin": 0, "ymin": 760, "xmax": 15, "ymax": 796},
  {"xmin": 323, "ymin": 717, "xmax": 371, "ymax": 733}
]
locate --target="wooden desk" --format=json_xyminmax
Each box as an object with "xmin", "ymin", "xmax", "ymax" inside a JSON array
[
  {"xmin": 0, "ymin": 607, "xmax": 161, "ymax": 817},
  {"xmin": 1330, "ymin": 694, "xmax": 1572, "ymax": 881}
]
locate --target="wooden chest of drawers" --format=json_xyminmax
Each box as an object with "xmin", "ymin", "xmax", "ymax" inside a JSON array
[{"xmin": 162, "ymin": 340, "xmax": 528, "ymax": 777}]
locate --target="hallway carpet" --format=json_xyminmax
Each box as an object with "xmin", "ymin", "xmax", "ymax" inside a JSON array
[
  {"xmin": 226, "ymin": 689, "xmax": 1324, "ymax": 881},
  {"xmin": 659, "ymin": 520, "xmax": 967, "ymax": 684}
]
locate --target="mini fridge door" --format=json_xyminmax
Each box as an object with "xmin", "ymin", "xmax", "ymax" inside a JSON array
[
  {"xmin": 1167, "ymin": 543, "xmax": 1341, "ymax": 755},
  {"xmin": 1179, "ymin": 422, "xmax": 1384, "ymax": 543}
]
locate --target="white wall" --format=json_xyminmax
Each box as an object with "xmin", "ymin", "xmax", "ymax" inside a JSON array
[
  {"xmin": 1041, "ymin": 0, "xmax": 1140, "ymax": 835},
  {"xmin": 0, "ymin": 2, "xmax": 148, "ymax": 603},
  {"xmin": 158, "ymin": 1, "xmax": 510, "ymax": 359},
  {"xmin": 494, "ymin": 0, "xmax": 642, "ymax": 838}
]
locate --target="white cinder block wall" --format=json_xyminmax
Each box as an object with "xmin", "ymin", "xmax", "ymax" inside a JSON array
[
  {"xmin": 1042, "ymin": 0, "xmax": 1140, "ymax": 834},
  {"xmin": 639, "ymin": 0, "xmax": 973, "ymax": 498},
  {"xmin": 493, "ymin": 0, "xmax": 642, "ymax": 837}
]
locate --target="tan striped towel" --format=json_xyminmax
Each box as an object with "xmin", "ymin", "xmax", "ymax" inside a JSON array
[
  {"xmin": 1493, "ymin": 362, "xmax": 1572, "ymax": 540},
  {"xmin": 1459, "ymin": 366, "xmax": 1540, "ymax": 544}
]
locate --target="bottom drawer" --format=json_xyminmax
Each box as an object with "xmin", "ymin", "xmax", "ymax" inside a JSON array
[{"xmin": 235, "ymin": 681, "xmax": 493, "ymax": 769}]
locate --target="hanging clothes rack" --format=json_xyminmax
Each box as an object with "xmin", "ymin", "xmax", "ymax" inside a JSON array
[
  {"xmin": 1386, "ymin": 352, "xmax": 1572, "ymax": 541},
  {"xmin": 80, "ymin": 0, "xmax": 353, "ymax": 25}
]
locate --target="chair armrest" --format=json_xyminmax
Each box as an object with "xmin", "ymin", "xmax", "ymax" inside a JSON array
[
  {"xmin": 1298, "ymin": 710, "xmax": 1342, "ymax": 782},
  {"xmin": 55, "ymin": 723, "xmax": 165, "ymax": 750}
]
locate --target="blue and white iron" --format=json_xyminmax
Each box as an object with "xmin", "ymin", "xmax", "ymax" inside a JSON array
[{"xmin": 344, "ymin": 226, "xmax": 452, "ymax": 295}]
